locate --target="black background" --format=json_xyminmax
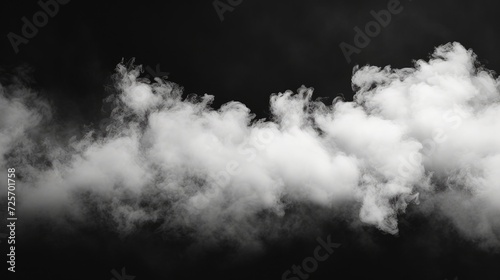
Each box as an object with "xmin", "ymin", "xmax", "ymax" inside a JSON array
[
  {"xmin": 2, "ymin": 0, "xmax": 500, "ymax": 123},
  {"xmin": 1, "ymin": 0, "xmax": 500, "ymax": 279}
]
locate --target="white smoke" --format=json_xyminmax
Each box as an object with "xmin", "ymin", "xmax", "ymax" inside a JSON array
[{"xmin": 1, "ymin": 42, "xmax": 500, "ymax": 248}]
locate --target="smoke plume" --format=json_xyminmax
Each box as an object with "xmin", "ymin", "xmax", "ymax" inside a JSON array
[{"xmin": 1, "ymin": 42, "xmax": 499, "ymax": 249}]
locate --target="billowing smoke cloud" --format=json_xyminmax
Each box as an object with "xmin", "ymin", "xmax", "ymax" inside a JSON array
[{"xmin": 1, "ymin": 42, "xmax": 499, "ymax": 249}]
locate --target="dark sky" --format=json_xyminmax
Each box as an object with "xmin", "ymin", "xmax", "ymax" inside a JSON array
[{"xmin": 2, "ymin": 1, "xmax": 500, "ymax": 280}]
